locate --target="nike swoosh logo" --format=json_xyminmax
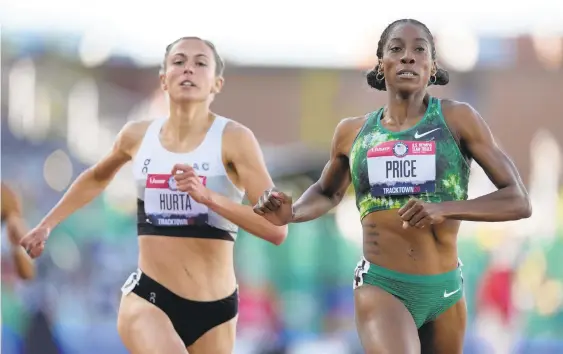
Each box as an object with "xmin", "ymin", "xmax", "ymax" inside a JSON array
[
  {"xmin": 414, "ymin": 128, "xmax": 440, "ymax": 139},
  {"xmin": 443, "ymin": 287, "xmax": 461, "ymax": 298}
]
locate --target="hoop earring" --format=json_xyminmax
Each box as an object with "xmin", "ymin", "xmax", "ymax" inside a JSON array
[
  {"xmin": 376, "ymin": 71, "xmax": 385, "ymax": 82},
  {"xmin": 429, "ymin": 74, "xmax": 437, "ymax": 85}
]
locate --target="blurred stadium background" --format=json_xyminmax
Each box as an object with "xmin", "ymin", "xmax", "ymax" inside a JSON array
[{"xmin": 2, "ymin": 1, "xmax": 563, "ymax": 353}]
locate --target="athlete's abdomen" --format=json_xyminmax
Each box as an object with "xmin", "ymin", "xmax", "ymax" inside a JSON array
[
  {"xmin": 361, "ymin": 210, "xmax": 460, "ymax": 275},
  {"xmin": 138, "ymin": 236, "xmax": 237, "ymax": 300}
]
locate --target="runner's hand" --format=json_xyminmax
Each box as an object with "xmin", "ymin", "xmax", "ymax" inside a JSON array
[
  {"xmin": 19, "ymin": 226, "xmax": 50, "ymax": 259},
  {"xmin": 398, "ymin": 198, "xmax": 445, "ymax": 229},
  {"xmin": 171, "ymin": 164, "xmax": 211, "ymax": 204},
  {"xmin": 253, "ymin": 188, "xmax": 293, "ymax": 226}
]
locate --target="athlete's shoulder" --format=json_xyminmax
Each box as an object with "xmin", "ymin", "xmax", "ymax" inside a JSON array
[
  {"xmin": 439, "ymin": 99, "xmax": 488, "ymax": 139},
  {"xmin": 336, "ymin": 116, "xmax": 367, "ymax": 136},
  {"xmin": 332, "ymin": 116, "xmax": 367, "ymax": 154},
  {"xmin": 440, "ymin": 99, "xmax": 481, "ymax": 122},
  {"xmin": 222, "ymin": 118, "xmax": 256, "ymax": 141},
  {"xmin": 336, "ymin": 116, "xmax": 367, "ymax": 139},
  {"xmin": 220, "ymin": 118, "xmax": 263, "ymax": 160},
  {"xmin": 115, "ymin": 120, "xmax": 152, "ymax": 155}
]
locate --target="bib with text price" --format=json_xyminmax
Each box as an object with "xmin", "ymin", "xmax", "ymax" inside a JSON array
[
  {"xmin": 367, "ymin": 141, "xmax": 436, "ymax": 196},
  {"xmin": 144, "ymin": 174, "xmax": 208, "ymax": 226}
]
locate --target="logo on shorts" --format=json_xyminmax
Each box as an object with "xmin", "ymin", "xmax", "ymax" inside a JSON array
[
  {"xmin": 392, "ymin": 142, "xmax": 409, "ymax": 157},
  {"xmin": 149, "ymin": 292, "xmax": 156, "ymax": 303},
  {"xmin": 123, "ymin": 273, "xmax": 138, "ymax": 289},
  {"xmin": 353, "ymin": 259, "xmax": 370, "ymax": 290},
  {"xmin": 443, "ymin": 287, "xmax": 461, "ymax": 298}
]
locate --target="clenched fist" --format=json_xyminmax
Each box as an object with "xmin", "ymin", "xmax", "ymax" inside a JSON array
[
  {"xmin": 171, "ymin": 164, "xmax": 211, "ymax": 204},
  {"xmin": 398, "ymin": 198, "xmax": 446, "ymax": 229},
  {"xmin": 253, "ymin": 188, "xmax": 293, "ymax": 226},
  {"xmin": 19, "ymin": 226, "xmax": 50, "ymax": 259}
]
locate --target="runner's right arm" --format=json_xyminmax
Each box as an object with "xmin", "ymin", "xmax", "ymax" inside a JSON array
[
  {"xmin": 37, "ymin": 121, "xmax": 146, "ymax": 230},
  {"xmin": 2, "ymin": 183, "xmax": 36, "ymax": 279},
  {"xmin": 290, "ymin": 118, "xmax": 355, "ymax": 223}
]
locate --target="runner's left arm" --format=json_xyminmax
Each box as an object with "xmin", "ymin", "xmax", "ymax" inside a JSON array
[
  {"xmin": 205, "ymin": 123, "xmax": 288, "ymax": 245},
  {"xmin": 439, "ymin": 101, "xmax": 531, "ymax": 221}
]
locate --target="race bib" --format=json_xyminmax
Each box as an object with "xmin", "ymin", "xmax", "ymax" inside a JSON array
[
  {"xmin": 144, "ymin": 174, "xmax": 209, "ymax": 226},
  {"xmin": 367, "ymin": 141, "xmax": 436, "ymax": 196}
]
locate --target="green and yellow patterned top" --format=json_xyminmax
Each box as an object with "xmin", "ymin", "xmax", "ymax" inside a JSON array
[{"xmin": 349, "ymin": 97, "xmax": 471, "ymax": 219}]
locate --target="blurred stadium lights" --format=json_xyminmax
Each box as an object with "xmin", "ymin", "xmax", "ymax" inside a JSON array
[
  {"xmin": 514, "ymin": 250, "xmax": 547, "ymax": 310},
  {"xmin": 531, "ymin": 22, "xmax": 563, "ymax": 70},
  {"xmin": 513, "ymin": 248, "xmax": 563, "ymax": 316},
  {"xmin": 531, "ymin": 35, "xmax": 563, "ymax": 70},
  {"xmin": 65, "ymin": 77, "xmax": 119, "ymax": 165},
  {"xmin": 526, "ymin": 130, "xmax": 561, "ymax": 239},
  {"xmin": 3, "ymin": 0, "xmax": 563, "ymax": 68},
  {"xmin": 8, "ymin": 58, "xmax": 36, "ymax": 139},
  {"xmin": 78, "ymin": 29, "xmax": 115, "ymax": 68},
  {"xmin": 435, "ymin": 24, "xmax": 480, "ymax": 72},
  {"xmin": 67, "ymin": 78, "xmax": 98, "ymax": 154},
  {"xmin": 48, "ymin": 231, "xmax": 81, "ymax": 271},
  {"xmin": 536, "ymin": 279, "xmax": 563, "ymax": 316},
  {"xmin": 8, "ymin": 58, "xmax": 52, "ymax": 143},
  {"xmin": 43, "ymin": 149, "xmax": 74, "ymax": 192},
  {"xmin": 32, "ymin": 85, "xmax": 53, "ymax": 143}
]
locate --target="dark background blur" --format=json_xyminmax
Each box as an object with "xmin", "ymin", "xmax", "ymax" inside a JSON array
[{"xmin": 1, "ymin": 5, "xmax": 563, "ymax": 354}]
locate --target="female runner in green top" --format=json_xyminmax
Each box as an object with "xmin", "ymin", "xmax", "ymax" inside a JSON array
[{"xmin": 253, "ymin": 18, "xmax": 531, "ymax": 354}]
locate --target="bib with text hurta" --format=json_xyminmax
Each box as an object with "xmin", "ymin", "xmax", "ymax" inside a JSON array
[
  {"xmin": 367, "ymin": 141, "xmax": 436, "ymax": 196},
  {"xmin": 144, "ymin": 174, "xmax": 208, "ymax": 226}
]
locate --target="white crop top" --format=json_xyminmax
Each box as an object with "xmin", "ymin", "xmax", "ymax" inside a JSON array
[{"xmin": 132, "ymin": 116, "xmax": 245, "ymax": 241}]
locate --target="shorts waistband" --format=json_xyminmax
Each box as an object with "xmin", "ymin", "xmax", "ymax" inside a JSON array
[
  {"xmin": 366, "ymin": 260, "xmax": 462, "ymax": 284},
  {"xmin": 136, "ymin": 268, "xmax": 239, "ymax": 302}
]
